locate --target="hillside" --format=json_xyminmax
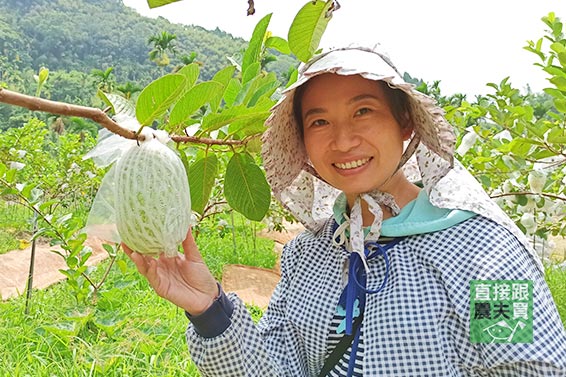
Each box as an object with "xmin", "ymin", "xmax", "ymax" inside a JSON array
[{"xmin": 0, "ymin": 0, "xmax": 296, "ymax": 129}]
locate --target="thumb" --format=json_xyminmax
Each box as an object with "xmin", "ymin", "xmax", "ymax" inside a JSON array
[{"xmin": 182, "ymin": 228, "xmax": 203, "ymax": 262}]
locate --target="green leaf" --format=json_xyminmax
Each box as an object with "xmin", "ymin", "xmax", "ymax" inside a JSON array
[
  {"xmin": 202, "ymin": 105, "xmax": 271, "ymax": 133},
  {"xmin": 242, "ymin": 71, "xmax": 279, "ymax": 107},
  {"xmin": 288, "ymin": 1, "xmax": 334, "ymax": 62},
  {"xmin": 98, "ymin": 91, "xmax": 135, "ymax": 118},
  {"xmin": 530, "ymin": 149, "xmax": 556, "ymax": 160},
  {"xmin": 38, "ymin": 67, "xmax": 49, "ymax": 84},
  {"xmin": 117, "ymin": 259, "xmax": 128, "ymax": 274},
  {"xmin": 547, "ymin": 127, "xmax": 566, "ymax": 144},
  {"xmin": 188, "ymin": 154, "xmax": 219, "ymax": 214},
  {"xmin": 210, "ymin": 65, "xmax": 236, "ymax": 111},
  {"xmin": 234, "ymin": 79, "xmax": 255, "ymax": 106},
  {"xmin": 213, "ymin": 65, "xmax": 236, "ymax": 85},
  {"xmin": 176, "ymin": 63, "xmax": 200, "ymax": 90},
  {"xmin": 549, "ymin": 76, "xmax": 566, "ymax": 91},
  {"xmin": 285, "ymin": 67, "xmax": 299, "ymax": 88},
  {"xmin": 147, "ymin": 0, "xmax": 182, "ymax": 9},
  {"xmin": 248, "ymin": 79, "xmax": 279, "ymax": 107},
  {"xmin": 242, "ymin": 61, "xmax": 261, "ymax": 85},
  {"xmin": 35, "ymin": 67, "xmax": 49, "ymax": 97},
  {"xmin": 543, "ymin": 65, "xmax": 566, "ymax": 78},
  {"xmin": 224, "ymin": 153, "xmax": 270, "ymax": 221},
  {"xmin": 79, "ymin": 249, "xmax": 92, "ymax": 265},
  {"xmin": 479, "ymin": 175, "xmax": 491, "ymax": 188},
  {"xmin": 224, "ymin": 78, "xmax": 242, "ymax": 107},
  {"xmin": 235, "ymin": 71, "xmax": 278, "ymax": 108},
  {"xmin": 228, "ymin": 117, "xmax": 267, "ymax": 138},
  {"xmin": 246, "ymin": 137, "xmax": 263, "ymax": 154},
  {"xmin": 21, "ymin": 183, "xmax": 36, "ymax": 199},
  {"xmin": 516, "ymin": 194, "xmax": 528, "ymax": 206},
  {"xmin": 242, "ymin": 13, "xmax": 272, "ymax": 74},
  {"xmin": 550, "ymin": 42, "xmax": 566, "ymax": 54},
  {"xmin": 102, "ymin": 243, "xmax": 116, "ymax": 257},
  {"xmin": 265, "ymin": 36, "xmax": 291, "ymax": 54},
  {"xmin": 554, "ymin": 98, "xmax": 566, "ymax": 113},
  {"xmin": 38, "ymin": 199, "xmax": 59, "ymax": 212},
  {"xmin": 5, "ymin": 168, "xmax": 17, "ymax": 183},
  {"xmin": 525, "ymin": 121, "xmax": 550, "ymax": 139},
  {"xmin": 509, "ymin": 138, "xmax": 534, "ymax": 156},
  {"xmin": 42, "ymin": 321, "xmax": 78, "ymax": 338},
  {"xmin": 543, "ymin": 87, "xmax": 566, "ymax": 99},
  {"xmin": 97, "ymin": 89, "xmax": 112, "ymax": 107},
  {"xmin": 169, "ymin": 81, "xmax": 224, "ymax": 127},
  {"xmin": 136, "ymin": 74, "xmax": 186, "ymax": 126},
  {"xmin": 56, "ymin": 213, "xmax": 73, "ymax": 226}
]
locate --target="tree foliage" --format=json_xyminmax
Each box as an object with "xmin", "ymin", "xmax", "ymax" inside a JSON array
[
  {"xmin": 0, "ymin": 0, "xmax": 298, "ymax": 129},
  {"xmin": 0, "ymin": 1, "xmax": 564, "ymax": 312},
  {"xmin": 0, "ymin": 0, "xmax": 335, "ymax": 306},
  {"xmin": 429, "ymin": 13, "xmax": 566, "ymax": 253}
]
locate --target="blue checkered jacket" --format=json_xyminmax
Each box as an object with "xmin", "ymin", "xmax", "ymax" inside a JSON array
[{"xmin": 186, "ymin": 215, "xmax": 566, "ymax": 376}]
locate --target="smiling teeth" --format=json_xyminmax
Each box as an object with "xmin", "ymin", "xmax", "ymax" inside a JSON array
[{"xmin": 334, "ymin": 158, "xmax": 370, "ymax": 170}]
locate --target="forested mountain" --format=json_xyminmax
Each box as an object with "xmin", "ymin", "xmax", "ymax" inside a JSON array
[{"xmin": 0, "ymin": 0, "xmax": 296, "ymax": 129}]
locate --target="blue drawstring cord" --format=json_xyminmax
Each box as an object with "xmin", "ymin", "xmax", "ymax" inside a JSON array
[
  {"xmin": 339, "ymin": 238, "xmax": 402, "ymax": 375},
  {"xmin": 343, "ymin": 239, "xmax": 400, "ymax": 335}
]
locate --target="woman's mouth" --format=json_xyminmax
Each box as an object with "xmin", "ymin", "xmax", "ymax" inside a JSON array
[{"xmin": 333, "ymin": 157, "xmax": 372, "ymax": 170}]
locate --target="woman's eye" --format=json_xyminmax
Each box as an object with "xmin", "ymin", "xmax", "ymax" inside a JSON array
[
  {"xmin": 355, "ymin": 107, "xmax": 372, "ymax": 116},
  {"xmin": 310, "ymin": 119, "xmax": 328, "ymax": 127}
]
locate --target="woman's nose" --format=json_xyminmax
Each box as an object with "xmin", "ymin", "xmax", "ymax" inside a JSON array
[{"xmin": 330, "ymin": 123, "xmax": 361, "ymax": 152}]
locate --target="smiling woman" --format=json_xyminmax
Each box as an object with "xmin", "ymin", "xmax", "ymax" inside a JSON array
[
  {"xmin": 126, "ymin": 43, "xmax": 566, "ymax": 376},
  {"xmin": 298, "ymin": 74, "xmax": 418, "ymax": 217}
]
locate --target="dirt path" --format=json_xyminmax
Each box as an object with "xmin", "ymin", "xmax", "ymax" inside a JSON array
[
  {"xmin": 0, "ymin": 236, "xmax": 108, "ymax": 300},
  {"xmin": 221, "ymin": 223, "xmax": 305, "ymax": 309},
  {"xmin": 0, "ymin": 223, "xmax": 306, "ymax": 306},
  {"xmin": 4, "ymin": 225, "xmax": 557, "ymax": 306}
]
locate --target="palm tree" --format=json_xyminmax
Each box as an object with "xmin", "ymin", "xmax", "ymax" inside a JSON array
[
  {"xmin": 90, "ymin": 67, "xmax": 115, "ymax": 92},
  {"xmin": 172, "ymin": 51, "xmax": 203, "ymax": 72},
  {"xmin": 148, "ymin": 31, "xmax": 177, "ymax": 67},
  {"xmin": 116, "ymin": 82, "xmax": 142, "ymax": 100}
]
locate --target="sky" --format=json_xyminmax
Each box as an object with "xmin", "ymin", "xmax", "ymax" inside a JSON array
[{"xmin": 123, "ymin": 0, "xmax": 566, "ymax": 97}]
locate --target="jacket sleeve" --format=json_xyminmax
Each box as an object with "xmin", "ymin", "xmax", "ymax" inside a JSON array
[
  {"xmin": 442, "ymin": 219, "xmax": 566, "ymax": 376},
  {"xmin": 185, "ymin": 237, "xmax": 304, "ymax": 377}
]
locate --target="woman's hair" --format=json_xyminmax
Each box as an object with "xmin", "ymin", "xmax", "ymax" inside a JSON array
[{"xmin": 292, "ymin": 78, "xmax": 412, "ymax": 138}]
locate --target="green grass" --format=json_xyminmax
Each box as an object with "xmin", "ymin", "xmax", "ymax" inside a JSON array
[
  {"xmin": 0, "ymin": 199, "xmax": 92, "ymax": 254},
  {"xmin": 0, "ymin": 257, "xmax": 200, "ymax": 376},
  {"xmin": 0, "ymin": 229, "xmax": 20, "ymax": 254},
  {"xmin": 0, "ymin": 213, "xmax": 273, "ymax": 376},
  {"xmin": 194, "ymin": 214, "xmax": 278, "ymax": 279},
  {"xmin": 545, "ymin": 263, "xmax": 566, "ymax": 323},
  {"xmin": 0, "ymin": 211, "xmax": 564, "ymax": 376},
  {"xmin": 0, "ymin": 200, "xmax": 33, "ymax": 254}
]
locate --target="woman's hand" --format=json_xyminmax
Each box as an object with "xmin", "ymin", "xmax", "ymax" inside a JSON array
[{"xmin": 122, "ymin": 228, "xmax": 219, "ymax": 316}]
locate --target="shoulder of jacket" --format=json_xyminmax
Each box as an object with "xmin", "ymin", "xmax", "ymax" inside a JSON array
[{"xmin": 409, "ymin": 215, "xmax": 537, "ymax": 278}]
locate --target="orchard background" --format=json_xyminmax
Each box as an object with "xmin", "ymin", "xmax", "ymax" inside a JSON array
[{"xmin": 0, "ymin": 0, "xmax": 565, "ymax": 375}]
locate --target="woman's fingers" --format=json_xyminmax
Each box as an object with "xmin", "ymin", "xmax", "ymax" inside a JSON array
[
  {"xmin": 182, "ymin": 228, "xmax": 203, "ymax": 263},
  {"xmin": 122, "ymin": 242, "xmax": 133, "ymax": 256},
  {"xmin": 122, "ymin": 242, "xmax": 149, "ymax": 275}
]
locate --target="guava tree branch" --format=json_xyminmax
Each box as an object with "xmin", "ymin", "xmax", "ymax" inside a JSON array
[
  {"xmin": 491, "ymin": 191, "xmax": 566, "ymax": 202},
  {"xmin": 0, "ymin": 88, "xmax": 136, "ymax": 140},
  {"xmin": 0, "ymin": 88, "xmax": 247, "ymax": 146}
]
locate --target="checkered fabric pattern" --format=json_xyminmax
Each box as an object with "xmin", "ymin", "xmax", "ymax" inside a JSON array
[{"xmin": 186, "ymin": 216, "xmax": 566, "ymax": 376}]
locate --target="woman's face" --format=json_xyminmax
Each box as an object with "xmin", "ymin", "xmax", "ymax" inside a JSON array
[{"xmin": 300, "ymin": 73, "xmax": 413, "ymax": 201}]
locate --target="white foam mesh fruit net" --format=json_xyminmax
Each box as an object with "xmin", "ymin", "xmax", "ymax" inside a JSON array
[{"xmin": 85, "ymin": 134, "xmax": 191, "ymax": 257}]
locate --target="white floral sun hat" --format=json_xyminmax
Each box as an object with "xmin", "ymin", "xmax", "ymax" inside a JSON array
[{"xmin": 261, "ymin": 45, "xmax": 542, "ymax": 271}]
